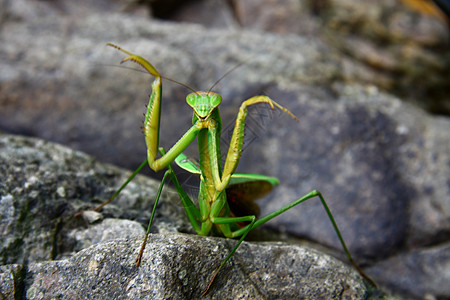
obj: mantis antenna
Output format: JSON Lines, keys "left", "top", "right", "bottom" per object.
{"left": 208, "top": 60, "right": 247, "bottom": 93}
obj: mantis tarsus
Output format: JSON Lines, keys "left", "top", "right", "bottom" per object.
{"left": 78, "top": 43, "right": 375, "bottom": 295}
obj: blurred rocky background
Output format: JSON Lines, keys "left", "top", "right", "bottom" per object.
{"left": 1, "top": 0, "right": 449, "bottom": 299}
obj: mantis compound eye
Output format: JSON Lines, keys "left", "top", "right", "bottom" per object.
{"left": 209, "top": 93, "right": 222, "bottom": 108}
{"left": 186, "top": 93, "right": 198, "bottom": 107}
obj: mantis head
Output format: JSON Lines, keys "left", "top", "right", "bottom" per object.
{"left": 186, "top": 92, "right": 222, "bottom": 119}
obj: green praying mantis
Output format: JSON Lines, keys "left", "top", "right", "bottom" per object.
{"left": 77, "top": 43, "right": 375, "bottom": 295}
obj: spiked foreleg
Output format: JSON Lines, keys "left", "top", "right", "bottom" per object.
{"left": 209, "top": 96, "right": 298, "bottom": 192}
{"left": 107, "top": 43, "right": 203, "bottom": 173}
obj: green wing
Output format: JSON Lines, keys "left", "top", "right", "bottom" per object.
{"left": 175, "top": 152, "right": 201, "bottom": 175}
{"left": 175, "top": 153, "right": 279, "bottom": 217}
{"left": 229, "top": 173, "right": 279, "bottom": 186}
{"left": 226, "top": 173, "right": 279, "bottom": 218}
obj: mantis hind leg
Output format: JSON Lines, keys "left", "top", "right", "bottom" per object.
{"left": 203, "top": 190, "right": 376, "bottom": 295}
{"left": 202, "top": 213, "right": 257, "bottom": 296}
{"left": 251, "top": 190, "right": 376, "bottom": 287}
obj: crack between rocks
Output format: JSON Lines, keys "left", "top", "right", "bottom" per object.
{"left": 14, "top": 263, "right": 27, "bottom": 300}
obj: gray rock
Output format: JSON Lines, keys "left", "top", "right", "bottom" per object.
{"left": 23, "top": 234, "right": 369, "bottom": 299}
{"left": 367, "top": 241, "right": 450, "bottom": 299}
{"left": 67, "top": 218, "right": 145, "bottom": 254}
{"left": 255, "top": 83, "right": 450, "bottom": 258}
{"left": 164, "top": 0, "right": 450, "bottom": 113}
{"left": 0, "top": 134, "right": 185, "bottom": 265}
{"left": 78, "top": 210, "right": 104, "bottom": 224}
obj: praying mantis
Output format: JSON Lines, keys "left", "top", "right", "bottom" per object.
{"left": 78, "top": 43, "right": 375, "bottom": 295}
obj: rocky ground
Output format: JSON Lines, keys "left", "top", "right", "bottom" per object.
{"left": 1, "top": 0, "right": 449, "bottom": 299}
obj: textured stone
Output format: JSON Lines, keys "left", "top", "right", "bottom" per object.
{"left": 23, "top": 234, "right": 369, "bottom": 299}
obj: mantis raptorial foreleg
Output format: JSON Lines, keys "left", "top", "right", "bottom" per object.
{"left": 107, "top": 43, "right": 201, "bottom": 173}
{"left": 209, "top": 97, "right": 298, "bottom": 192}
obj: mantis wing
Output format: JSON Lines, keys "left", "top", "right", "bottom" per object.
{"left": 226, "top": 174, "right": 278, "bottom": 218}
{"left": 175, "top": 152, "right": 201, "bottom": 175}
{"left": 175, "top": 153, "right": 279, "bottom": 217}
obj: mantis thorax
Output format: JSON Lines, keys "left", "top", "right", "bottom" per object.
{"left": 186, "top": 92, "right": 222, "bottom": 119}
